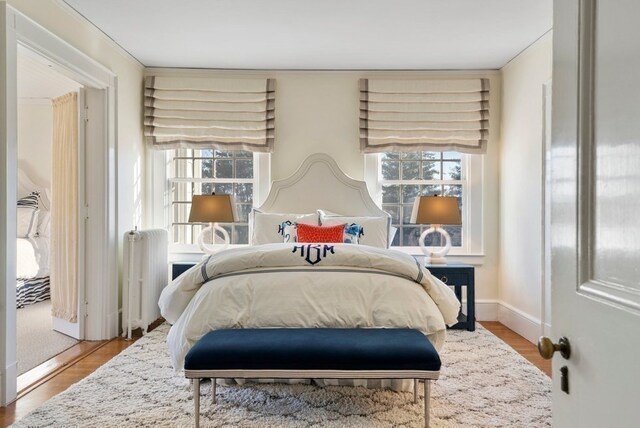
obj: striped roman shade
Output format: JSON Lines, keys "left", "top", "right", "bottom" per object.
{"left": 359, "top": 78, "right": 489, "bottom": 154}
{"left": 145, "top": 76, "right": 275, "bottom": 152}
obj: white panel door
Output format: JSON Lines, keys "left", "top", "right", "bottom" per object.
{"left": 551, "top": 1, "right": 640, "bottom": 426}
{"left": 81, "top": 87, "right": 108, "bottom": 340}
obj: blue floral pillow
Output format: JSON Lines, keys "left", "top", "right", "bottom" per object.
{"left": 343, "top": 223, "right": 364, "bottom": 244}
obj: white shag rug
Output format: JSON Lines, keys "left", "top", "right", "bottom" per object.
{"left": 16, "top": 300, "right": 78, "bottom": 375}
{"left": 13, "top": 324, "right": 551, "bottom": 427}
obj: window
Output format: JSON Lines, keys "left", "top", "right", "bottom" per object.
{"left": 379, "top": 151, "right": 464, "bottom": 247}
{"left": 169, "top": 149, "right": 255, "bottom": 246}
{"left": 366, "top": 150, "right": 483, "bottom": 256}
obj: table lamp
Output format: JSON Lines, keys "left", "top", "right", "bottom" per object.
{"left": 410, "top": 195, "right": 462, "bottom": 264}
{"left": 188, "top": 193, "right": 237, "bottom": 254}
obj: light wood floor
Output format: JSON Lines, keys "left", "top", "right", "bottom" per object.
{"left": 482, "top": 322, "right": 552, "bottom": 377}
{"left": 0, "top": 322, "right": 550, "bottom": 427}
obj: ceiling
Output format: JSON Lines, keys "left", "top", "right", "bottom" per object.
{"left": 63, "top": 0, "right": 552, "bottom": 70}
{"left": 18, "top": 46, "right": 82, "bottom": 100}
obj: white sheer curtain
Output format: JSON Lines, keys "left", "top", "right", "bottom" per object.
{"left": 51, "top": 92, "right": 78, "bottom": 322}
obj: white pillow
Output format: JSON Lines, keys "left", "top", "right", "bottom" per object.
{"left": 17, "top": 207, "right": 39, "bottom": 238}
{"left": 251, "top": 210, "right": 319, "bottom": 245}
{"left": 319, "top": 210, "right": 391, "bottom": 248}
{"left": 37, "top": 210, "right": 51, "bottom": 238}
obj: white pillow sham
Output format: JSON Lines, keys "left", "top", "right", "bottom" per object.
{"left": 251, "top": 210, "right": 318, "bottom": 245}
{"left": 17, "top": 207, "right": 39, "bottom": 238}
{"left": 37, "top": 210, "right": 51, "bottom": 238}
{"left": 319, "top": 210, "right": 391, "bottom": 248}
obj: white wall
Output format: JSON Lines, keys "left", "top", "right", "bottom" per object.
{"left": 146, "top": 68, "right": 502, "bottom": 308}
{"left": 16, "top": 102, "right": 51, "bottom": 190}
{"left": 499, "top": 32, "right": 552, "bottom": 342}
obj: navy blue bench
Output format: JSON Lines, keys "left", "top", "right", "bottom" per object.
{"left": 185, "top": 328, "right": 441, "bottom": 427}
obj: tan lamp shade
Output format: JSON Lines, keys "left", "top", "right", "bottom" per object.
{"left": 188, "top": 194, "right": 237, "bottom": 223}
{"left": 410, "top": 196, "right": 462, "bottom": 225}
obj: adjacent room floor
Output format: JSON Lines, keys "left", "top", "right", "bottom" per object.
{"left": 16, "top": 301, "right": 78, "bottom": 376}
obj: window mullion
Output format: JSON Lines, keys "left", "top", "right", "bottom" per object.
{"left": 170, "top": 178, "right": 254, "bottom": 184}
{"left": 380, "top": 180, "right": 464, "bottom": 185}
{"left": 169, "top": 149, "right": 255, "bottom": 247}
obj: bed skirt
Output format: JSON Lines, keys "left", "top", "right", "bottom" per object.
{"left": 17, "top": 276, "right": 51, "bottom": 308}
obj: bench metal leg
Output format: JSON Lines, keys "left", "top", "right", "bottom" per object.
{"left": 194, "top": 378, "right": 200, "bottom": 428}
{"left": 211, "top": 378, "right": 217, "bottom": 404}
{"left": 413, "top": 379, "right": 418, "bottom": 404}
{"left": 423, "top": 379, "right": 431, "bottom": 428}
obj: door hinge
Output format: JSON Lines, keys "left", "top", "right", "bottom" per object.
{"left": 83, "top": 204, "right": 89, "bottom": 220}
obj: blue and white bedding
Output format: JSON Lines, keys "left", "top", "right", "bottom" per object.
{"left": 17, "top": 236, "right": 51, "bottom": 308}
{"left": 160, "top": 243, "right": 460, "bottom": 374}
{"left": 17, "top": 276, "right": 51, "bottom": 308}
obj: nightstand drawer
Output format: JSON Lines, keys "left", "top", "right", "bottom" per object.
{"left": 430, "top": 272, "right": 468, "bottom": 286}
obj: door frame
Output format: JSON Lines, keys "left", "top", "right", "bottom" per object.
{"left": 541, "top": 80, "right": 552, "bottom": 337}
{"left": 1, "top": 5, "right": 119, "bottom": 405}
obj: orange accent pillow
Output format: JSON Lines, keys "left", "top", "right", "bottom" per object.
{"left": 296, "top": 223, "right": 345, "bottom": 243}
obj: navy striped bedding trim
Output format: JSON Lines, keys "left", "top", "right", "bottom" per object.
{"left": 16, "top": 276, "right": 50, "bottom": 308}
{"left": 17, "top": 191, "right": 40, "bottom": 209}
{"left": 202, "top": 267, "right": 421, "bottom": 285}
{"left": 201, "top": 255, "right": 213, "bottom": 282}
{"left": 415, "top": 259, "right": 424, "bottom": 282}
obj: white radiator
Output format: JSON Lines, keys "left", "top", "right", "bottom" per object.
{"left": 122, "top": 228, "right": 168, "bottom": 339}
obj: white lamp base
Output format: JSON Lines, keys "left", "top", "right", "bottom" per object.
{"left": 197, "top": 222, "right": 230, "bottom": 255}
{"left": 418, "top": 225, "right": 452, "bottom": 265}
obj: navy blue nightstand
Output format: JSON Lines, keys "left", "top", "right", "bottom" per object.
{"left": 172, "top": 263, "right": 197, "bottom": 280}
{"left": 425, "top": 264, "right": 475, "bottom": 331}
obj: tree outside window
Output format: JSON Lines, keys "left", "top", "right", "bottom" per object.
{"left": 380, "top": 151, "right": 464, "bottom": 247}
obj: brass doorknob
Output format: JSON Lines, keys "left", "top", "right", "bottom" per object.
{"left": 538, "top": 336, "right": 571, "bottom": 360}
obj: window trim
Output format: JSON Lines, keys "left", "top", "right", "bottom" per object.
{"left": 364, "top": 153, "right": 484, "bottom": 259}
{"left": 149, "top": 150, "right": 270, "bottom": 259}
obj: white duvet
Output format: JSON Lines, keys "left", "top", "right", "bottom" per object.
{"left": 160, "top": 243, "right": 460, "bottom": 373}
{"left": 17, "top": 237, "right": 50, "bottom": 279}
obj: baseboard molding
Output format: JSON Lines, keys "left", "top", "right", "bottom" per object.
{"left": 497, "top": 301, "right": 542, "bottom": 344}
{"left": 106, "top": 310, "right": 120, "bottom": 339}
{"left": 1, "top": 361, "right": 17, "bottom": 405}
{"left": 475, "top": 299, "right": 499, "bottom": 321}
{"left": 462, "top": 300, "right": 543, "bottom": 344}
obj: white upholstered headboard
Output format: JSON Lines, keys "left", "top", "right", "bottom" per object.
{"left": 257, "top": 153, "right": 389, "bottom": 219}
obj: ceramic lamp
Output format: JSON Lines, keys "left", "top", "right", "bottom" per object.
{"left": 410, "top": 195, "right": 462, "bottom": 264}
{"left": 188, "top": 194, "right": 237, "bottom": 254}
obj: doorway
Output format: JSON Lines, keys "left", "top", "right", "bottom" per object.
{"left": 1, "top": 5, "right": 119, "bottom": 406}
{"left": 15, "top": 45, "right": 85, "bottom": 378}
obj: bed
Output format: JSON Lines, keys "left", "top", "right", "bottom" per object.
{"left": 159, "top": 153, "right": 460, "bottom": 391}
{"left": 16, "top": 169, "right": 52, "bottom": 308}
